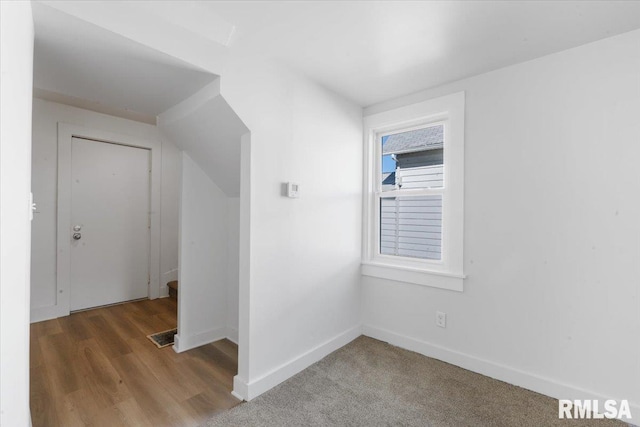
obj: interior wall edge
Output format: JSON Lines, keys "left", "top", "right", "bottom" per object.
{"left": 239, "top": 324, "right": 362, "bottom": 401}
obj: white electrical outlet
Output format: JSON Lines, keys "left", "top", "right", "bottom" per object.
{"left": 436, "top": 311, "right": 447, "bottom": 328}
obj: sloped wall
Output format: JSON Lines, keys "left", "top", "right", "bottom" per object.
{"left": 158, "top": 82, "right": 247, "bottom": 197}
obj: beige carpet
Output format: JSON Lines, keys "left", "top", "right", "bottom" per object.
{"left": 204, "top": 336, "right": 626, "bottom": 427}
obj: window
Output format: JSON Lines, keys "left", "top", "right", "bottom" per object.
{"left": 362, "top": 92, "right": 465, "bottom": 291}
{"left": 380, "top": 125, "right": 444, "bottom": 260}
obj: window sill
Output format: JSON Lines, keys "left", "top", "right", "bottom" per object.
{"left": 361, "top": 261, "right": 465, "bottom": 292}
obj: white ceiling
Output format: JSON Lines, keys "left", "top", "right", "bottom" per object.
{"left": 204, "top": 0, "right": 640, "bottom": 107}
{"left": 33, "top": 1, "right": 640, "bottom": 110}
{"left": 32, "top": 2, "right": 218, "bottom": 117}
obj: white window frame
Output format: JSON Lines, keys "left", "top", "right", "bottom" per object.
{"left": 362, "top": 92, "right": 466, "bottom": 292}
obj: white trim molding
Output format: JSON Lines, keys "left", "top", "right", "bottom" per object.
{"left": 362, "top": 324, "right": 639, "bottom": 423}
{"left": 173, "top": 327, "right": 230, "bottom": 353}
{"left": 361, "top": 262, "right": 464, "bottom": 292}
{"left": 32, "top": 122, "right": 163, "bottom": 322}
{"left": 226, "top": 328, "right": 239, "bottom": 345}
{"left": 232, "top": 376, "right": 249, "bottom": 402}
{"left": 232, "top": 325, "right": 362, "bottom": 401}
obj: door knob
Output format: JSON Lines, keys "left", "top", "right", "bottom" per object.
{"left": 73, "top": 233, "right": 82, "bottom": 240}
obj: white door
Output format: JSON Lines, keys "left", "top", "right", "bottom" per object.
{"left": 70, "top": 137, "right": 150, "bottom": 311}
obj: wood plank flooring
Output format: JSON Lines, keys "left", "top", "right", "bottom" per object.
{"left": 30, "top": 297, "right": 241, "bottom": 427}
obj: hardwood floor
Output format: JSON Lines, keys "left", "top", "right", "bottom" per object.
{"left": 30, "top": 297, "right": 241, "bottom": 427}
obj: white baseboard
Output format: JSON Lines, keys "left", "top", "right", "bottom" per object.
{"left": 172, "top": 326, "right": 238, "bottom": 353}
{"left": 232, "top": 376, "right": 249, "bottom": 401}
{"left": 230, "top": 390, "right": 245, "bottom": 401}
{"left": 31, "top": 305, "right": 65, "bottom": 323}
{"left": 362, "top": 324, "right": 639, "bottom": 422}
{"left": 232, "top": 324, "right": 362, "bottom": 401}
{"left": 173, "top": 327, "right": 228, "bottom": 353}
{"left": 31, "top": 286, "right": 173, "bottom": 323}
{"left": 226, "top": 328, "right": 238, "bottom": 345}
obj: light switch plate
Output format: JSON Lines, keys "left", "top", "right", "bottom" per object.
{"left": 287, "top": 182, "right": 299, "bottom": 198}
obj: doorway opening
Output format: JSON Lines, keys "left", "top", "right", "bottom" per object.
{"left": 29, "top": 2, "right": 247, "bottom": 425}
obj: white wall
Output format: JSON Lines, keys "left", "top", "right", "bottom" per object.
{"left": 0, "top": 2, "right": 34, "bottom": 426}
{"left": 363, "top": 29, "right": 640, "bottom": 419}
{"left": 221, "top": 61, "right": 364, "bottom": 399}
{"left": 31, "top": 98, "right": 180, "bottom": 320}
{"left": 176, "top": 153, "right": 231, "bottom": 351}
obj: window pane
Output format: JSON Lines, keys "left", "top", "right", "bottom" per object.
{"left": 380, "top": 195, "right": 442, "bottom": 260}
{"left": 381, "top": 125, "right": 444, "bottom": 191}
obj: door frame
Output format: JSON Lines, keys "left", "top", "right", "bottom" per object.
{"left": 51, "top": 122, "right": 161, "bottom": 318}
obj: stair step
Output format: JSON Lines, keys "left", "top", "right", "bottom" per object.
{"left": 167, "top": 280, "right": 178, "bottom": 299}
